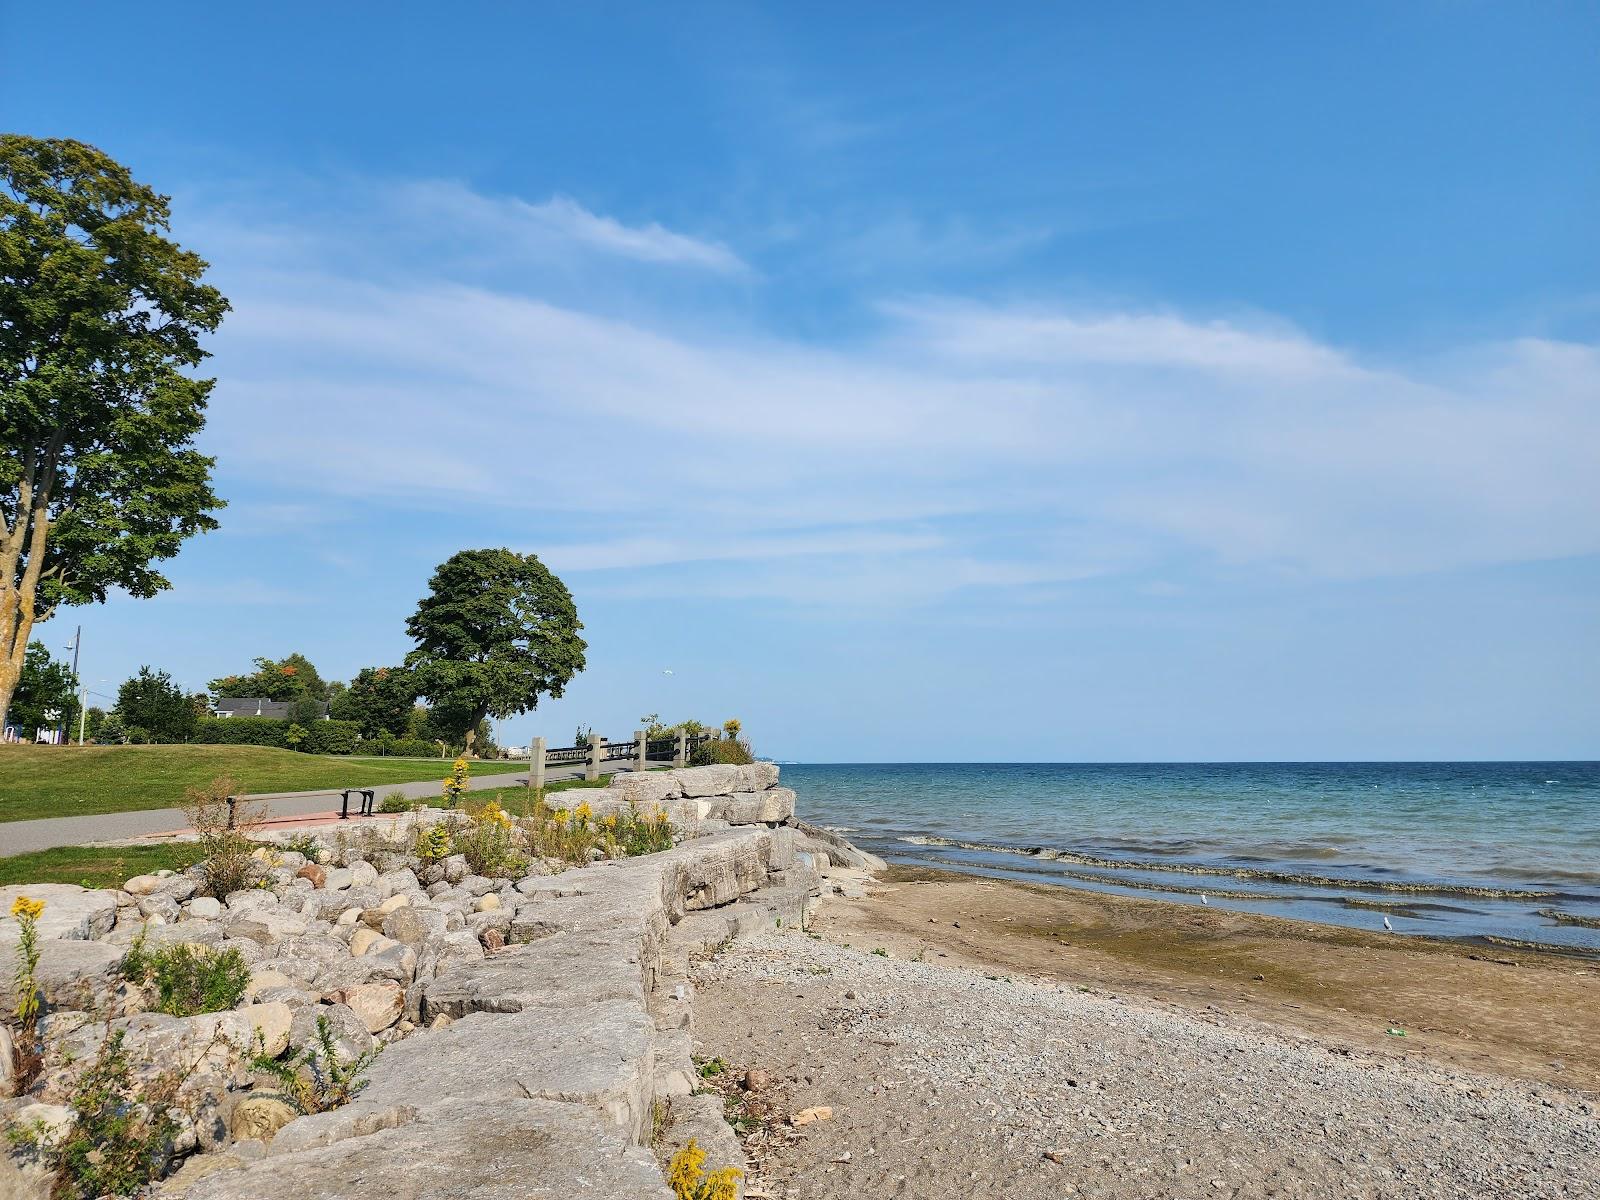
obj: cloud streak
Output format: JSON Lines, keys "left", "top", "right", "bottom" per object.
{"left": 191, "top": 180, "right": 1600, "bottom": 605}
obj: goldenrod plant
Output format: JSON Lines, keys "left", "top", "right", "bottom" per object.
{"left": 248, "top": 1014, "right": 381, "bottom": 1114}
{"left": 441, "top": 755, "right": 469, "bottom": 808}
{"left": 666, "top": 1138, "right": 742, "bottom": 1200}
{"left": 8, "top": 894, "right": 44, "bottom": 1090}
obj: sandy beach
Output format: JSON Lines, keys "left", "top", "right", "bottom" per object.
{"left": 691, "top": 867, "right": 1600, "bottom": 1199}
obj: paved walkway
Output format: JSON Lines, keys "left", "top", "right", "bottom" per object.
{"left": 0, "top": 763, "right": 598, "bottom": 857}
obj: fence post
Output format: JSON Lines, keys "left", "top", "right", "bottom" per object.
{"left": 586, "top": 733, "right": 603, "bottom": 782}
{"left": 530, "top": 736, "right": 546, "bottom": 794}
{"left": 634, "top": 729, "right": 647, "bottom": 772}
{"left": 674, "top": 728, "right": 688, "bottom": 768}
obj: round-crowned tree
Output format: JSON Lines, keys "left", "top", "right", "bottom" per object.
{"left": 404, "top": 549, "right": 586, "bottom": 756}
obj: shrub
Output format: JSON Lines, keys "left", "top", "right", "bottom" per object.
{"left": 248, "top": 1014, "right": 380, "bottom": 1114}
{"left": 284, "top": 722, "right": 309, "bottom": 750}
{"left": 378, "top": 789, "right": 414, "bottom": 814}
{"left": 181, "top": 774, "right": 265, "bottom": 897}
{"left": 302, "top": 720, "right": 360, "bottom": 755}
{"left": 690, "top": 736, "right": 753, "bottom": 767}
{"left": 120, "top": 935, "right": 251, "bottom": 1016}
{"left": 5, "top": 1029, "right": 185, "bottom": 1200}
{"left": 363, "top": 736, "right": 442, "bottom": 758}
{"left": 192, "top": 716, "right": 289, "bottom": 746}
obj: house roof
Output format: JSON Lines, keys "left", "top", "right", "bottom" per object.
{"left": 212, "top": 697, "right": 327, "bottom": 720}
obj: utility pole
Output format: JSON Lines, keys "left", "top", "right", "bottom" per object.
{"left": 59, "top": 625, "right": 82, "bottom": 746}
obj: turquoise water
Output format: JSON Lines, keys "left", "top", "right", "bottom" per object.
{"left": 782, "top": 762, "right": 1600, "bottom": 954}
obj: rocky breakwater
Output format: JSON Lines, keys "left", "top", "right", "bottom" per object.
{"left": 2, "top": 763, "right": 867, "bottom": 1200}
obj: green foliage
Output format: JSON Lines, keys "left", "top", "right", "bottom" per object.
{"left": 120, "top": 934, "right": 251, "bottom": 1016}
{"left": 405, "top": 548, "right": 587, "bottom": 756}
{"left": 302, "top": 720, "right": 359, "bottom": 755}
{"left": 191, "top": 716, "right": 361, "bottom": 754}
{"left": 280, "top": 833, "right": 324, "bottom": 864}
{"left": 248, "top": 1014, "right": 381, "bottom": 1114}
{"left": 361, "top": 734, "right": 445, "bottom": 758}
{"left": 328, "top": 666, "right": 416, "bottom": 737}
{"left": 448, "top": 798, "right": 525, "bottom": 877}
{"left": 378, "top": 790, "right": 413, "bottom": 813}
{"left": 10, "top": 640, "right": 79, "bottom": 734}
{"left": 113, "top": 666, "right": 196, "bottom": 743}
{"left": 191, "top": 716, "right": 289, "bottom": 746}
{"left": 690, "top": 735, "right": 754, "bottom": 767}
{"left": 8, "top": 894, "right": 44, "bottom": 1089}
{"left": 283, "top": 722, "right": 308, "bottom": 750}
{"left": 6, "top": 1029, "right": 184, "bottom": 1200}
{"left": 95, "top": 710, "right": 126, "bottom": 744}
{"left": 209, "top": 652, "right": 327, "bottom": 701}
{"left": 0, "top": 135, "right": 227, "bottom": 734}
{"left": 180, "top": 774, "right": 263, "bottom": 897}
{"left": 287, "top": 696, "right": 324, "bottom": 728}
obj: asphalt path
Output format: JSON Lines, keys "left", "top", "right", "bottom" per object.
{"left": 0, "top": 762, "right": 597, "bottom": 857}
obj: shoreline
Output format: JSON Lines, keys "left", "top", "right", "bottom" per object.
{"left": 819, "top": 865, "right": 1600, "bottom": 1091}
{"left": 691, "top": 860, "right": 1600, "bottom": 1198}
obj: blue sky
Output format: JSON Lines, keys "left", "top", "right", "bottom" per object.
{"left": 5, "top": 3, "right": 1597, "bottom": 760}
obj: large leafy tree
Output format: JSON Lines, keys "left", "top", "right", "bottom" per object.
{"left": 0, "top": 136, "right": 227, "bottom": 731}
{"left": 8, "top": 639, "right": 78, "bottom": 735}
{"left": 328, "top": 666, "right": 416, "bottom": 738}
{"left": 405, "top": 549, "right": 586, "bottom": 756}
{"left": 209, "top": 652, "right": 328, "bottom": 702}
{"left": 113, "top": 665, "right": 196, "bottom": 743}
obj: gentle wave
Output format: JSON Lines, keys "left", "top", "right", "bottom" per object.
{"left": 895, "top": 833, "right": 1558, "bottom": 899}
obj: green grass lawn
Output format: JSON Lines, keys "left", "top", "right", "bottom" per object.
{"left": 0, "top": 744, "right": 531, "bottom": 823}
{"left": 0, "top": 842, "right": 207, "bottom": 888}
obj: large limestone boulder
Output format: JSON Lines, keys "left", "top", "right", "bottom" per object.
{"left": 671, "top": 764, "right": 741, "bottom": 798}
{"left": 0, "top": 938, "right": 121, "bottom": 1013}
{"left": 0, "top": 884, "right": 118, "bottom": 941}
{"left": 166, "top": 1098, "right": 672, "bottom": 1200}
{"left": 604, "top": 771, "right": 684, "bottom": 805}
{"left": 329, "top": 982, "right": 403, "bottom": 1033}
{"left": 709, "top": 787, "right": 796, "bottom": 825}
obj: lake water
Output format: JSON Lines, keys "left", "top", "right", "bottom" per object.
{"left": 781, "top": 762, "right": 1600, "bottom": 954}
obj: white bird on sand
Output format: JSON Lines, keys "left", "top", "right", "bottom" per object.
{"left": 1200, "top": 893, "right": 1208, "bottom": 905}
{"left": 1383, "top": 916, "right": 1393, "bottom": 931}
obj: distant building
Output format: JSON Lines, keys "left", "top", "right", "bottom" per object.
{"left": 212, "top": 697, "right": 329, "bottom": 720}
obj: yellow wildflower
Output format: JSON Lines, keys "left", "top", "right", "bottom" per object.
{"left": 574, "top": 800, "right": 593, "bottom": 823}
{"left": 10, "top": 896, "right": 45, "bottom": 921}
{"left": 703, "top": 1167, "right": 743, "bottom": 1200}
{"left": 666, "top": 1140, "right": 707, "bottom": 1195}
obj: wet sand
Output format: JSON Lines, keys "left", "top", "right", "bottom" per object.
{"left": 690, "top": 867, "right": 1600, "bottom": 1199}
{"left": 820, "top": 866, "right": 1600, "bottom": 1091}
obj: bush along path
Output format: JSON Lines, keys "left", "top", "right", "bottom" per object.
{"left": 0, "top": 763, "right": 873, "bottom": 1199}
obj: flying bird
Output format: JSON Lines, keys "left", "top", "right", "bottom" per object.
{"left": 662, "top": 669, "right": 674, "bottom": 676}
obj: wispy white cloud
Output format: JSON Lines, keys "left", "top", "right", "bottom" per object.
{"left": 397, "top": 182, "right": 748, "bottom": 273}
{"left": 192, "top": 179, "right": 1600, "bottom": 604}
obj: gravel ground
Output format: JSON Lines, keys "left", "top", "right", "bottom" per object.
{"left": 693, "top": 933, "right": 1600, "bottom": 1199}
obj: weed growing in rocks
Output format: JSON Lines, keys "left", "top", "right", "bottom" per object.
{"left": 120, "top": 934, "right": 251, "bottom": 1017}
{"left": 666, "top": 1138, "right": 742, "bottom": 1200}
{"left": 181, "top": 775, "right": 264, "bottom": 897}
{"left": 451, "top": 798, "right": 527, "bottom": 877}
{"left": 5, "top": 1028, "right": 194, "bottom": 1200}
{"left": 442, "top": 756, "right": 469, "bottom": 808}
{"left": 8, "top": 894, "right": 45, "bottom": 1090}
{"left": 248, "top": 1014, "right": 381, "bottom": 1114}
{"left": 600, "top": 806, "right": 675, "bottom": 857}
{"left": 280, "top": 833, "right": 324, "bottom": 864}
